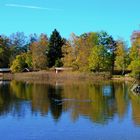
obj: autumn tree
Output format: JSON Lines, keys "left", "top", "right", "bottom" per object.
{"left": 115, "top": 40, "right": 129, "bottom": 75}
{"left": 69, "top": 32, "right": 99, "bottom": 71}
{"left": 30, "top": 34, "right": 48, "bottom": 70}
{"left": 47, "top": 29, "right": 64, "bottom": 67}
{"left": 62, "top": 41, "right": 76, "bottom": 68}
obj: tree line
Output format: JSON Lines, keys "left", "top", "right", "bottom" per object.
{"left": 0, "top": 29, "right": 140, "bottom": 76}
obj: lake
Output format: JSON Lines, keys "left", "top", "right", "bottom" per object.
{"left": 0, "top": 80, "right": 139, "bottom": 140}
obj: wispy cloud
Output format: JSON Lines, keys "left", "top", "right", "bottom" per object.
{"left": 5, "top": 4, "right": 63, "bottom": 11}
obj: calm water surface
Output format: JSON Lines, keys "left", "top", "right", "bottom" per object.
{"left": 0, "top": 80, "right": 140, "bottom": 140}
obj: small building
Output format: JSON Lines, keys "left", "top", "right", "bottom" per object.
{"left": 55, "top": 67, "right": 73, "bottom": 74}
{"left": 0, "top": 68, "right": 11, "bottom": 80}
{"left": 22, "top": 68, "right": 32, "bottom": 72}
{"left": 0, "top": 68, "right": 11, "bottom": 73}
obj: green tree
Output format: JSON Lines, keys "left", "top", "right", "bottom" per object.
{"left": 47, "top": 29, "right": 64, "bottom": 67}
{"left": 10, "top": 53, "right": 28, "bottom": 72}
{"left": 98, "top": 31, "right": 117, "bottom": 74}
{"left": 88, "top": 45, "right": 110, "bottom": 72}
{"left": 0, "top": 35, "right": 11, "bottom": 67}
{"left": 128, "top": 31, "right": 140, "bottom": 77}
{"left": 115, "top": 40, "right": 129, "bottom": 75}
{"left": 9, "top": 32, "right": 28, "bottom": 65}
{"left": 10, "top": 52, "right": 32, "bottom": 73}
{"left": 128, "top": 60, "right": 140, "bottom": 77}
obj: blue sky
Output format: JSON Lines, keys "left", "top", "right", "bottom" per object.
{"left": 0, "top": 0, "right": 140, "bottom": 46}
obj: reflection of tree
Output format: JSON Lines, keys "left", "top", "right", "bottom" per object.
{"left": 88, "top": 84, "right": 107, "bottom": 123}
{"left": 130, "top": 93, "right": 140, "bottom": 125}
{"left": 61, "top": 82, "right": 129, "bottom": 124}
{"left": 10, "top": 81, "right": 63, "bottom": 120}
{"left": 115, "top": 83, "right": 128, "bottom": 119}
{"left": 10, "top": 81, "right": 50, "bottom": 116}
{"left": 0, "top": 81, "right": 131, "bottom": 125}
{"left": 0, "top": 83, "right": 12, "bottom": 115}
{"left": 31, "top": 84, "right": 49, "bottom": 116}
{"left": 48, "top": 85, "right": 62, "bottom": 121}
{"left": 62, "top": 83, "right": 117, "bottom": 124}
{"left": 0, "top": 82, "right": 26, "bottom": 117}
{"left": 10, "top": 81, "right": 33, "bottom": 100}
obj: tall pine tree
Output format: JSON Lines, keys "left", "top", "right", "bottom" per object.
{"left": 47, "top": 29, "right": 64, "bottom": 67}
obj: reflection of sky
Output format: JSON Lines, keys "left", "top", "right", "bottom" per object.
{"left": 102, "top": 86, "right": 112, "bottom": 97}
{"left": 0, "top": 105, "right": 139, "bottom": 140}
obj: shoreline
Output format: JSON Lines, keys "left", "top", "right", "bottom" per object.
{"left": 111, "top": 77, "right": 134, "bottom": 82}
{"left": 2, "top": 71, "right": 135, "bottom": 83}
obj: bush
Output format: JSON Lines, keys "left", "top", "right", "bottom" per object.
{"left": 10, "top": 53, "right": 32, "bottom": 73}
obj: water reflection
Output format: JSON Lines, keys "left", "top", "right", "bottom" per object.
{"left": 0, "top": 80, "right": 139, "bottom": 126}
{"left": 129, "top": 93, "right": 140, "bottom": 125}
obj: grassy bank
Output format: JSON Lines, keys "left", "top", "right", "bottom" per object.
{"left": 3, "top": 71, "right": 111, "bottom": 82}
{"left": 2, "top": 71, "right": 135, "bottom": 83}
{"left": 2, "top": 73, "right": 14, "bottom": 80}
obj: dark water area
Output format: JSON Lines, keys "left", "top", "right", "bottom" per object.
{"left": 0, "top": 80, "right": 140, "bottom": 140}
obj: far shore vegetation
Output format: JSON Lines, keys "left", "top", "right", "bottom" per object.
{"left": 0, "top": 29, "right": 140, "bottom": 80}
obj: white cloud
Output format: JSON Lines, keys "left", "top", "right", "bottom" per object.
{"left": 5, "top": 4, "right": 63, "bottom": 11}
